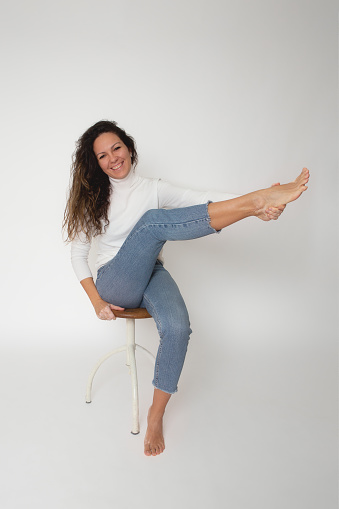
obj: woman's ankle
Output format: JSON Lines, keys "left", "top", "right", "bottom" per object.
{"left": 251, "top": 190, "right": 266, "bottom": 217}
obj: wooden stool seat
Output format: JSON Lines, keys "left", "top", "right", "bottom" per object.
{"left": 86, "top": 308, "right": 154, "bottom": 435}
{"left": 114, "top": 308, "right": 151, "bottom": 319}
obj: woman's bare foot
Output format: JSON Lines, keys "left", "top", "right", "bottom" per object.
{"left": 255, "top": 167, "right": 310, "bottom": 220}
{"left": 144, "top": 406, "right": 165, "bottom": 456}
{"left": 208, "top": 168, "right": 310, "bottom": 230}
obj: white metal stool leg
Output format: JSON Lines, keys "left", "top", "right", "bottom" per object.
{"left": 86, "top": 315, "right": 155, "bottom": 435}
{"left": 125, "top": 318, "right": 140, "bottom": 434}
{"left": 86, "top": 345, "right": 127, "bottom": 403}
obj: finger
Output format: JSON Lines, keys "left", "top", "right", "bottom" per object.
{"left": 98, "top": 310, "right": 114, "bottom": 320}
{"left": 109, "top": 305, "right": 125, "bottom": 310}
{"left": 265, "top": 210, "right": 281, "bottom": 220}
{"left": 98, "top": 312, "right": 112, "bottom": 320}
{"left": 271, "top": 182, "right": 281, "bottom": 187}
{"left": 269, "top": 206, "right": 284, "bottom": 213}
{"left": 272, "top": 204, "right": 286, "bottom": 211}
{"left": 98, "top": 305, "right": 116, "bottom": 320}
{"left": 105, "top": 308, "right": 116, "bottom": 319}
{"left": 268, "top": 206, "right": 284, "bottom": 212}
{"left": 266, "top": 208, "right": 282, "bottom": 215}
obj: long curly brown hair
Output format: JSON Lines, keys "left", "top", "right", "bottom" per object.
{"left": 63, "top": 120, "right": 138, "bottom": 243}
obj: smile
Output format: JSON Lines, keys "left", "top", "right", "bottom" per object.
{"left": 111, "top": 162, "right": 123, "bottom": 171}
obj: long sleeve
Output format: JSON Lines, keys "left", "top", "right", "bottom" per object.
{"left": 157, "top": 179, "right": 240, "bottom": 209}
{"left": 71, "top": 232, "right": 93, "bottom": 282}
{"left": 70, "top": 175, "right": 241, "bottom": 282}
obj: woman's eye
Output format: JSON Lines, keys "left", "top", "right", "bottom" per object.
{"left": 99, "top": 155, "right": 106, "bottom": 160}
{"left": 114, "top": 146, "right": 121, "bottom": 151}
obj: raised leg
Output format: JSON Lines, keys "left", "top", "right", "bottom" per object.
{"left": 96, "top": 168, "right": 309, "bottom": 309}
{"left": 208, "top": 167, "right": 310, "bottom": 230}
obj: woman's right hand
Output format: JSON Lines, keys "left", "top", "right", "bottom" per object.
{"left": 93, "top": 298, "right": 125, "bottom": 320}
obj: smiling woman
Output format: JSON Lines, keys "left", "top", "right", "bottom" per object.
{"left": 63, "top": 120, "right": 309, "bottom": 457}
{"left": 63, "top": 121, "right": 138, "bottom": 243}
{"left": 94, "top": 133, "right": 132, "bottom": 180}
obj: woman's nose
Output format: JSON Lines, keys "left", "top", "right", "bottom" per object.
{"left": 109, "top": 152, "right": 118, "bottom": 163}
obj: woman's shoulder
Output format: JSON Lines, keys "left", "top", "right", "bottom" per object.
{"left": 133, "top": 174, "right": 160, "bottom": 187}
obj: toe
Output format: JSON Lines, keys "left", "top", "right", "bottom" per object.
{"left": 144, "top": 442, "right": 152, "bottom": 456}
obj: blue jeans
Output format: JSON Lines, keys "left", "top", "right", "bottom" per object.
{"left": 95, "top": 203, "right": 217, "bottom": 394}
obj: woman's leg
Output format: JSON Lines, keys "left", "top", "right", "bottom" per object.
{"left": 96, "top": 203, "right": 216, "bottom": 306}
{"left": 144, "top": 389, "right": 170, "bottom": 457}
{"left": 141, "top": 262, "right": 191, "bottom": 395}
{"left": 96, "top": 167, "right": 309, "bottom": 306}
{"left": 208, "top": 167, "right": 310, "bottom": 230}
{"left": 140, "top": 262, "right": 192, "bottom": 456}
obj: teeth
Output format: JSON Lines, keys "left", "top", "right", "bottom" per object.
{"left": 112, "top": 163, "right": 122, "bottom": 170}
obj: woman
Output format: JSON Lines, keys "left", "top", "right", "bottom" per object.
{"left": 63, "top": 120, "right": 309, "bottom": 457}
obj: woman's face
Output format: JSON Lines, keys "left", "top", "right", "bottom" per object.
{"left": 93, "top": 132, "right": 132, "bottom": 179}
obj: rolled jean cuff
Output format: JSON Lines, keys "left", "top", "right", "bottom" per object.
{"left": 206, "top": 200, "right": 221, "bottom": 234}
{"left": 152, "top": 381, "right": 178, "bottom": 395}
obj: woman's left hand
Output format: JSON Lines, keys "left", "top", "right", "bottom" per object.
{"left": 94, "top": 298, "right": 125, "bottom": 320}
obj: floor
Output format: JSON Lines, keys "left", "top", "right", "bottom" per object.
{"left": 1, "top": 328, "right": 336, "bottom": 509}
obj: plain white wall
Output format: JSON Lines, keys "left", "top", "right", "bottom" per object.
{"left": 0, "top": 0, "right": 336, "bottom": 343}
{"left": 0, "top": 0, "right": 337, "bottom": 486}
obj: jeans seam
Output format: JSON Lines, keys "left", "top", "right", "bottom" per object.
{"left": 117, "top": 216, "right": 211, "bottom": 254}
{"left": 143, "top": 293, "right": 164, "bottom": 388}
{"left": 142, "top": 294, "right": 163, "bottom": 338}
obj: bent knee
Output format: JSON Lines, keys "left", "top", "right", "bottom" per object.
{"left": 139, "top": 208, "right": 159, "bottom": 225}
{"left": 160, "top": 316, "right": 192, "bottom": 341}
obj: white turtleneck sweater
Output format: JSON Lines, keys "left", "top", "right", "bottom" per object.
{"left": 71, "top": 171, "right": 239, "bottom": 282}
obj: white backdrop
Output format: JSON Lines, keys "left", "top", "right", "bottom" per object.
{"left": 0, "top": 0, "right": 337, "bottom": 507}
{"left": 0, "top": 0, "right": 337, "bottom": 348}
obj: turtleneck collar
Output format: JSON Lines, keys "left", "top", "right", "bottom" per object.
{"left": 109, "top": 169, "right": 137, "bottom": 188}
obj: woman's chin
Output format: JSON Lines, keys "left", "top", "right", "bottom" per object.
{"left": 107, "top": 165, "right": 132, "bottom": 179}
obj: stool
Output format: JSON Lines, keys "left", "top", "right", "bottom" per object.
{"left": 85, "top": 308, "right": 154, "bottom": 435}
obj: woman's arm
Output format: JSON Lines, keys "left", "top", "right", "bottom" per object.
{"left": 80, "top": 277, "right": 124, "bottom": 320}
{"left": 71, "top": 236, "right": 124, "bottom": 320}
{"left": 157, "top": 180, "right": 285, "bottom": 218}
{"left": 157, "top": 179, "right": 240, "bottom": 209}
